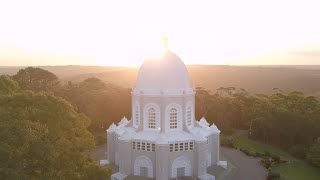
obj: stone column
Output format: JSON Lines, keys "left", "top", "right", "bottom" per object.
{"left": 160, "top": 95, "right": 166, "bottom": 133}
{"left": 107, "top": 132, "right": 115, "bottom": 163}
{"left": 118, "top": 140, "right": 132, "bottom": 175}
{"left": 217, "top": 133, "right": 220, "bottom": 163}
{"left": 212, "top": 133, "right": 220, "bottom": 165}
{"left": 137, "top": 95, "right": 144, "bottom": 131}
{"left": 155, "top": 144, "right": 169, "bottom": 180}
{"left": 196, "top": 140, "right": 208, "bottom": 176}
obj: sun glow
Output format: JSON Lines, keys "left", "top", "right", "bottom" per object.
{"left": 0, "top": 0, "right": 320, "bottom": 66}
{"left": 138, "top": 26, "right": 169, "bottom": 59}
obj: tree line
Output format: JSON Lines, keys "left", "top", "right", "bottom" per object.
{"left": 8, "top": 67, "right": 132, "bottom": 143}
{"left": 1, "top": 66, "right": 319, "bottom": 180}
{"left": 196, "top": 87, "right": 320, "bottom": 167}
{"left": 0, "top": 67, "right": 112, "bottom": 179}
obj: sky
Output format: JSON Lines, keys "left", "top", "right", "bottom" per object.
{"left": 0, "top": 0, "right": 320, "bottom": 66}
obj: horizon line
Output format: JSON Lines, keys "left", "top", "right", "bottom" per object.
{"left": 1, "top": 64, "right": 320, "bottom": 68}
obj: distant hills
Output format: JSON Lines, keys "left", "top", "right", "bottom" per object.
{"left": 1, "top": 65, "right": 320, "bottom": 96}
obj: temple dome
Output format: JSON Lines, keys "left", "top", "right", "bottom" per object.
{"left": 136, "top": 50, "right": 190, "bottom": 94}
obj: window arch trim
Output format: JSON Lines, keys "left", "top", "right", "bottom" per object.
{"left": 169, "top": 108, "right": 178, "bottom": 129}
{"left": 165, "top": 103, "right": 182, "bottom": 131}
{"left": 134, "top": 102, "right": 140, "bottom": 128}
{"left": 186, "top": 101, "right": 194, "bottom": 127}
{"left": 143, "top": 103, "right": 160, "bottom": 130}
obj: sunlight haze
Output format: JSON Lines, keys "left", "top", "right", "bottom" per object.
{"left": 0, "top": 0, "right": 320, "bottom": 66}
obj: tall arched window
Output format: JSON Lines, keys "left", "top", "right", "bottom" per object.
{"left": 148, "top": 108, "right": 156, "bottom": 129}
{"left": 170, "top": 108, "right": 178, "bottom": 129}
{"left": 135, "top": 105, "right": 140, "bottom": 126}
{"left": 186, "top": 106, "right": 192, "bottom": 126}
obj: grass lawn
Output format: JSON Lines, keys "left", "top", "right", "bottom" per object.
{"left": 271, "top": 161, "right": 320, "bottom": 180}
{"left": 231, "top": 134, "right": 289, "bottom": 157}
{"left": 223, "top": 132, "right": 320, "bottom": 180}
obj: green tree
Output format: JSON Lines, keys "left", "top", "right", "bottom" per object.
{"left": 307, "top": 138, "right": 320, "bottom": 167}
{"left": 249, "top": 91, "right": 320, "bottom": 150}
{"left": 0, "top": 92, "right": 110, "bottom": 179}
{"left": 0, "top": 75, "right": 20, "bottom": 95}
{"left": 195, "top": 87, "right": 212, "bottom": 119}
{"left": 56, "top": 77, "right": 131, "bottom": 134}
{"left": 12, "top": 67, "right": 59, "bottom": 92}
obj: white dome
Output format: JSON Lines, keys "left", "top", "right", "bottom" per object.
{"left": 136, "top": 50, "right": 190, "bottom": 95}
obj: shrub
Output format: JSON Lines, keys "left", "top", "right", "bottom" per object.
{"left": 261, "top": 157, "right": 272, "bottom": 169}
{"left": 221, "top": 137, "right": 234, "bottom": 148}
{"left": 271, "top": 155, "right": 281, "bottom": 163}
{"left": 279, "top": 159, "right": 287, "bottom": 164}
{"left": 248, "top": 150, "right": 256, "bottom": 157}
{"left": 255, "top": 152, "right": 263, "bottom": 157}
{"left": 288, "top": 145, "right": 308, "bottom": 159}
{"left": 222, "top": 129, "right": 235, "bottom": 135}
{"left": 266, "top": 172, "right": 281, "bottom": 180}
{"left": 264, "top": 151, "right": 271, "bottom": 157}
{"left": 241, "top": 149, "right": 249, "bottom": 155}
{"left": 254, "top": 151, "right": 269, "bottom": 157}
{"left": 95, "top": 135, "right": 106, "bottom": 146}
{"left": 307, "top": 137, "right": 320, "bottom": 167}
{"left": 240, "top": 149, "right": 256, "bottom": 157}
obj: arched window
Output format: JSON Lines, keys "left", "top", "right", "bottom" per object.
{"left": 170, "top": 108, "right": 178, "bottom": 129}
{"left": 135, "top": 105, "right": 140, "bottom": 126}
{"left": 148, "top": 108, "right": 156, "bottom": 129}
{"left": 186, "top": 106, "right": 192, "bottom": 126}
{"left": 134, "top": 156, "right": 153, "bottom": 177}
{"left": 171, "top": 156, "right": 192, "bottom": 178}
{"left": 144, "top": 103, "right": 160, "bottom": 130}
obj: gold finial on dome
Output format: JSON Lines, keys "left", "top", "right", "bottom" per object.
{"left": 162, "top": 34, "right": 168, "bottom": 49}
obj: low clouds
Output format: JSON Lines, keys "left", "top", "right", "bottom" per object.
{"left": 290, "top": 50, "right": 320, "bottom": 57}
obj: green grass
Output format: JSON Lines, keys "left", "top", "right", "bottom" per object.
{"left": 232, "top": 134, "right": 289, "bottom": 157}
{"left": 225, "top": 133, "right": 320, "bottom": 180}
{"left": 271, "top": 161, "right": 320, "bottom": 180}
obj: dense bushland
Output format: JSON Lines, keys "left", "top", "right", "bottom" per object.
{"left": 0, "top": 69, "right": 111, "bottom": 179}
{"left": 196, "top": 86, "right": 320, "bottom": 167}
{"left": 1, "top": 66, "right": 320, "bottom": 179}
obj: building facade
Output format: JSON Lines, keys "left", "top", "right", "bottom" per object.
{"left": 107, "top": 50, "right": 222, "bottom": 180}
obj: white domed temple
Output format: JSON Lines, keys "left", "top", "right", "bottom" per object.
{"left": 106, "top": 49, "right": 225, "bottom": 180}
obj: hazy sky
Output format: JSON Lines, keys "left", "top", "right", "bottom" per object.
{"left": 0, "top": 0, "right": 320, "bottom": 66}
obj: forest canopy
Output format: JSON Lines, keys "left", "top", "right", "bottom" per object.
{"left": 1, "top": 66, "right": 320, "bottom": 180}
{"left": 196, "top": 86, "right": 320, "bottom": 167}
{"left": 0, "top": 73, "right": 111, "bottom": 179}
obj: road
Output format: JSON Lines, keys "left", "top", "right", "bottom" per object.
{"left": 220, "top": 147, "right": 268, "bottom": 180}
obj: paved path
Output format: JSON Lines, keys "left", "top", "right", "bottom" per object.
{"left": 91, "top": 144, "right": 107, "bottom": 161}
{"left": 91, "top": 145, "right": 268, "bottom": 180}
{"left": 220, "top": 147, "right": 268, "bottom": 180}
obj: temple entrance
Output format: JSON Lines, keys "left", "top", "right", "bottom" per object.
{"left": 171, "top": 156, "right": 191, "bottom": 178}
{"left": 134, "top": 156, "right": 153, "bottom": 177}
{"left": 177, "top": 167, "right": 185, "bottom": 177}
{"left": 139, "top": 166, "right": 148, "bottom": 177}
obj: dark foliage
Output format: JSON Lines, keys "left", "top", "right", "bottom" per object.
{"left": 0, "top": 70, "right": 111, "bottom": 179}
{"left": 288, "top": 145, "right": 308, "bottom": 159}
{"left": 220, "top": 136, "right": 234, "bottom": 148}
{"left": 2, "top": 66, "right": 320, "bottom": 177}
{"left": 196, "top": 86, "right": 320, "bottom": 168}
{"left": 0, "top": 92, "right": 111, "bottom": 179}
{"left": 307, "top": 138, "right": 320, "bottom": 167}
{"left": 12, "top": 67, "right": 60, "bottom": 92}
{"left": 0, "top": 75, "right": 20, "bottom": 95}
{"left": 55, "top": 77, "right": 131, "bottom": 134}
{"left": 266, "top": 172, "right": 281, "bottom": 180}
